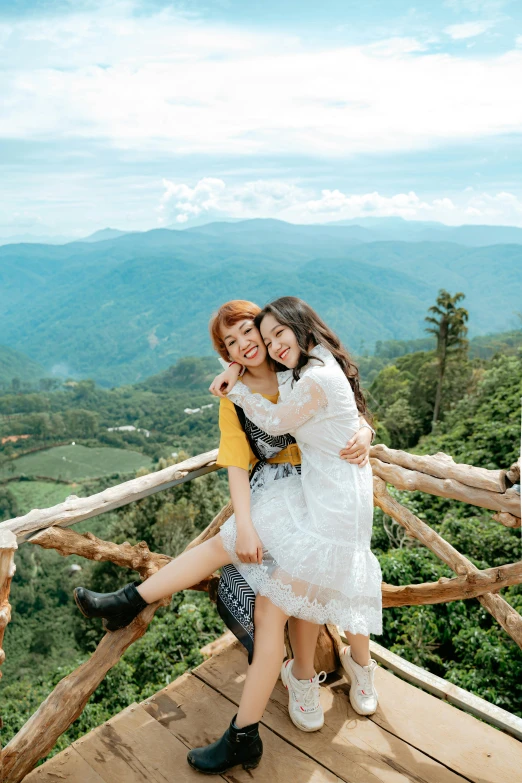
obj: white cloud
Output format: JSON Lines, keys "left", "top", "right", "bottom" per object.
{"left": 305, "top": 189, "right": 433, "bottom": 218}
{"left": 444, "top": 21, "right": 495, "bottom": 39}
{"left": 1, "top": 6, "right": 522, "bottom": 158}
{"left": 158, "top": 178, "right": 310, "bottom": 224}
{"left": 158, "top": 179, "right": 522, "bottom": 226}
{"left": 159, "top": 178, "right": 227, "bottom": 224}
{"left": 463, "top": 191, "right": 522, "bottom": 221}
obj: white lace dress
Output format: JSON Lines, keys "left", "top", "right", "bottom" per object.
{"left": 219, "top": 344, "right": 383, "bottom": 636}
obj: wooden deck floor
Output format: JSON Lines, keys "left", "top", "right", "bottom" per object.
{"left": 24, "top": 641, "right": 522, "bottom": 783}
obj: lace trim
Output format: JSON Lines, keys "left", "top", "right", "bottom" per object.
{"left": 219, "top": 525, "right": 382, "bottom": 637}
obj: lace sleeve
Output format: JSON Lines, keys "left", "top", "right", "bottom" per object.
{"left": 228, "top": 374, "right": 327, "bottom": 435}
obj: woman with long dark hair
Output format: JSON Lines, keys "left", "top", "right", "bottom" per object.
{"left": 216, "top": 296, "right": 382, "bottom": 714}
{"left": 208, "top": 299, "right": 373, "bottom": 738}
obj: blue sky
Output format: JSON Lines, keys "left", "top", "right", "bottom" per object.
{"left": 1, "top": 0, "right": 522, "bottom": 237}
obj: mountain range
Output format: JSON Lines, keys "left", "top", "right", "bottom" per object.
{"left": 3, "top": 215, "right": 522, "bottom": 248}
{"left": 1, "top": 218, "right": 520, "bottom": 386}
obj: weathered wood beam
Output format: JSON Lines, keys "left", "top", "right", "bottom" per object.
{"left": 381, "top": 561, "right": 522, "bottom": 607}
{"left": 492, "top": 511, "right": 521, "bottom": 529}
{"left": 1, "top": 450, "right": 219, "bottom": 543}
{"left": 28, "top": 525, "right": 171, "bottom": 578}
{"left": 0, "top": 530, "right": 17, "bottom": 675}
{"left": 28, "top": 525, "right": 221, "bottom": 598}
{"left": 370, "top": 444, "right": 506, "bottom": 493}
{"left": 371, "top": 457, "right": 519, "bottom": 515}
{"left": 373, "top": 476, "right": 522, "bottom": 649}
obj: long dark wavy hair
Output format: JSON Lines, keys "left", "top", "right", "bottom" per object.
{"left": 254, "top": 296, "right": 372, "bottom": 421}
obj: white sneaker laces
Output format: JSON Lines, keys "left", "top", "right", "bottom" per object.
{"left": 356, "top": 660, "right": 377, "bottom": 696}
{"left": 297, "top": 671, "right": 327, "bottom": 709}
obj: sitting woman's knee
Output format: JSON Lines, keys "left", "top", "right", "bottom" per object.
{"left": 254, "top": 595, "right": 288, "bottom": 628}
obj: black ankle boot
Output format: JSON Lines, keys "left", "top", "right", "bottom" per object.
{"left": 187, "top": 714, "right": 262, "bottom": 775}
{"left": 73, "top": 581, "right": 148, "bottom": 631}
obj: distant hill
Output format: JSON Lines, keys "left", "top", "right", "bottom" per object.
{"left": 0, "top": 233, "right": 72, "bottom": 247}
{"left": 0, "top": 345, "right": 46, "bottom": 384}
{"left": 0, "top": 219, "right": 520, "bottom": 386}
{"left": 327, "top": 216, "right": 522, "bottom": 246}
{"left": 80, "top": 228, "right": 132, "bottom": 243}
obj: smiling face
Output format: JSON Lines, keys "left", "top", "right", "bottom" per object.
{"left": 221, "top": 319, "right": 267, "bottom": 367}
{"left": 259, "top": 313, "right": 301, "bottom": 369}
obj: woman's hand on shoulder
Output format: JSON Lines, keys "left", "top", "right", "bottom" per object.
{"left": 209, "top": 363, "right": 242, "bottom": 397}
{"left": 235, "top": 521, "right": 264, "bottom": 564}
{"left": 339, "top": 426, "right": 373, "bottom": 467}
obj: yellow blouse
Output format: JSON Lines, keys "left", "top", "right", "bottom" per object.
{"left": 216, "top": 394, "right": 301, "bottom": 471}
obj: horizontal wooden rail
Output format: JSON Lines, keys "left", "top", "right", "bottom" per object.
{"left": 370, "top": 444, "right": 508, "bottom": 493}
{"left": 371, "top": 457, "right": 520, "bottom": 515}
{"left": 0, "top": 450, "right": 219, "bottom": 544}
{"left": 28, "top": 509, "right": 522, "bottom": 610}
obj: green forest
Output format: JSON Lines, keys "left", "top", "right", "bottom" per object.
{"left": 0, "top": 293, "right": 521, "bottom": 766}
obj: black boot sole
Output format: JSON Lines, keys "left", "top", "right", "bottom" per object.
{"left": 74, "top": 588, "right": 94, "bottom": 619}
{"left": 187, "top": 756, "right": 261, "bottom": 775}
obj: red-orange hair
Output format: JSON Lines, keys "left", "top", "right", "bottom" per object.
{"left": 209, "top": 300, "right": 261, "bottom": 361}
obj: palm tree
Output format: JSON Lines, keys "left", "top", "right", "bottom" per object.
{"left": 425, "top": 290, "right": 469, "bottom": 428}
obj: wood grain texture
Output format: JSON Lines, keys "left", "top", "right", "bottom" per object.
{"left": 21, "top": 746, "right": 106, "bottom": 783}
{"left": 370, "top": 444, "right": 506, "bottom": 492}
{"left": 193, "top": 642, "right": 468, "bottom": 783}
{"left": 73, "top": 703, "right": 211, "bottom": 783}
{"left": 371, "top": 458, "right": 519, "bottom": 514}
{"left": 141, "top": 670, "right": 344, "bottom": 782}
{"left": 367, "top": 640, "right": 522, "bottom": 740}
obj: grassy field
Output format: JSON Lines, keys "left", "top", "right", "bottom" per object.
{"left": 8, "top": 481, "right": 77, "bottom": 515}
{"left": 0, "top": 445, "right": 152, "bottom": 482}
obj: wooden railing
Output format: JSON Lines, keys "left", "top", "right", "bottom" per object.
{"left": 0, "top": 446, "right": 520, "bottom": 783}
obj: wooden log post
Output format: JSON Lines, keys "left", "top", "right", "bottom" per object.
{"left": 0, "top": 529, "right": 18, "bottom": 781}
{"left": 0, "top": 530, "right": 17, "bottom": 676}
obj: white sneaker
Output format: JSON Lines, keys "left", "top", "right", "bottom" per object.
{"left": 280, "top": 658, "right": 327, "bottom": 732}
{"left": 340, "top": 646, "right": 378, "bottom": 715}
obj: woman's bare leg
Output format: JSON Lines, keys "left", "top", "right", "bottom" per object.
{"left": 343, "top": 631, "right": 370, "bottom": 666}
{"left": 235, "top": 596, "right": 289, "bottom": 728}
{"left": 137, "top": 535, "right": 232, "bottom": 603}
{"left": 287, "top": 617, "right": 320, "bottom": 679}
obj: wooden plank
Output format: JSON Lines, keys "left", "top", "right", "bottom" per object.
{"left": 192, "top": 641, "right": 467, "bottom": 783}
{"left": 22, "top": 747, "right": 106, "bottom": 783}
{"left": 71, "top": 702, "right": 213, "bottom": 783}
{"left": 369, "top": 640, "right": 522, "bottom": 740}
{"left": 141, "top": 670, "right": 343, "bottom": 782}
{"left": 365, "top": 658, "right": 522, "bottom": 783}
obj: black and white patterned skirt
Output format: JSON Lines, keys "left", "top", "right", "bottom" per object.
{"left": 216, "top": 461, "right": 301, "bottom": 664}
